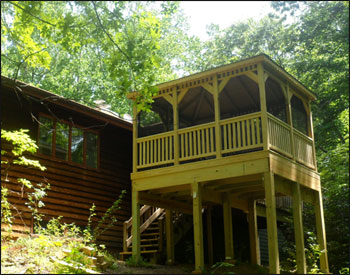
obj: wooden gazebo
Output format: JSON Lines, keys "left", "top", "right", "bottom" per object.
{"left": 126, "top": 54, "right": 329, "bottom": 274}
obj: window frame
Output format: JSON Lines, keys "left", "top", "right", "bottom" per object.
{"left": 37, "top": 113, "right": 100, "bottom": 169}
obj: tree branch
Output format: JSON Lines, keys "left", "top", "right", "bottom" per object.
{"left": 8, "top": 2, "right": 56, "bottom": 27}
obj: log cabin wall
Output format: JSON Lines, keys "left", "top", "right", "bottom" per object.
{"left": 1, "top": 83, "right": 132, "bottom": 251}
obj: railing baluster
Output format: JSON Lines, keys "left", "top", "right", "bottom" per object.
{"left": 206, "top": 128, "right": 209, "bottom": 154}
{"left": 227, "top": 122, "right": 232, "bottom": 150}
{"left": 247, "top": 119, "right": 251, "bottom": 147}
{"left": 237, "top": 121, "right": 241, "bottom": 148}
{"left": 223, "top": 124, "right": 227, "bottom": 150}
{"left": 251, "top": 119, "right": 256, "bottom": 145}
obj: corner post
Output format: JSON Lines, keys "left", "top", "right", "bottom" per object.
{"left": 314, "top": 190, "right": 329, "bottom": 273}
{"left": 206, "top": 205, "right": 214, "bottom": 266}
{"left": 248, "top": 200, "right": 260, "bottom": 265}
{"left": 131, "top": 186, "right": 140, "bottom": 261}
{"left": 173, "top": 91, "right": 179, "bottom": 165}
{"left": 222, "top": 193, "right": 234, "bottom": 262}
{"left": 257, "top": 63, "right": 269, "bottom": 150}
{"left": 166, "top": 210, "right": 175, "bottom": 264}
{"left": 292, "top": 182, "right": 306, "bottom": 274}
{"left": 132, "top": 102, "right": 138, "bottom": 172}
{"left": 263, "top": 171, "right": 279, "bottom": 274}
{"left": 192, "top": 180, "right": 204, "bottom": 273}
{"left": 213, "top": 74, "right": 222, "bottom": 158}
{"left": 286, "top": 83, "right": 296, "bottom": 160}
{"left": 307, "top": 100, "right": 317, "bottom": 170}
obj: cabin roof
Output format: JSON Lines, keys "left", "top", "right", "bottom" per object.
{"left": 1, "top": 75, "right": 133, "bottom": 131}
{"left": 128, "top": 54, "right": 317, "bottom": 101}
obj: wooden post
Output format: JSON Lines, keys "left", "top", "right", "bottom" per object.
{"left": 158, "top": 217, "right": 164, "bottom": 253}
{"left": 213, "top": 75, "right": 222, "bottom": 158}
{"left": 166, "top": 210, "right": 175, "bottom": 264}
{"left": 286, "top": 83, "right": 295, "bottom": 160}
{"left": 131, "top": 187, "right": 140, "bottom": 261}
{"left": 206, "top": 205, "right": 214, "bottom": 266}
{"left": 314, "top": 190, "right": 329, "bottom": 273}
{"left": 308, "top": 100, "right": 317, "bottom": 170}
{"left": 292, "top": 182, "right": 306, "bottom": 274}
{"left": 123, "top": 222, "right": 128, "bottom": 252}
{"left": 173, "top": 91, "right": 179, "bottom": 165}
{"left": 263, "top": 171, "right": 279, "bottom": 274}
{"left": 248, "top": 200, "right": 260, "bottom": 265}
{"left": 257, "top": 63, "right": 269, "bottom": 150}
{"left": 192, "top": 180, "right": 204, "bottom": 273}
{"left": 132, "top": 103, "right": 138, "bottom": 172}
{"left": 222, "top": 193, "right": 234, "bottom": 261}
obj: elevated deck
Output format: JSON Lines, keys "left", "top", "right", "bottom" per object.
{"left": 127, "top": 55, "right": 328, "bottom": 274}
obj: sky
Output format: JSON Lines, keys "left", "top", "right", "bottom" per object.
{"left": 179, "top": 1, "right": 274, "bottom": 41}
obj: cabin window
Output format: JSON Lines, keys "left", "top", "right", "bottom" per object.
{"left": 38, "top": 116, "right": 54, "bottom": 155}
{"left": 55, "top": 122, "right": 69, "bottom": 160}
{"left": 71, "top": 127, "right": 84, "bottom": 164}
{"left": 38, "top": 114, "right": 99, "bottom": 168}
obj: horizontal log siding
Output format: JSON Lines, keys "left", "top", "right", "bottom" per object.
{"left": 1, "top": 88, "right": 132, "bottom": 251}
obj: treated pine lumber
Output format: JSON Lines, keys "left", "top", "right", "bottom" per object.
{"left": 222, "top": 193, "right": 234, "bottom": 261}
{"left": 192, "top": 181, "right": 204, "bottom": 272}
{"left": 292, "top": 182, "right": 306, "bottom": 274}
{"left": 263, "top": 171, "right": 280, "bottom": 274}
{"left": 131, "top": 189, "right": 140, "bottom": 260}
{"left": 165, "top": 210, "right": 175, "bottom": 264}
{"left": 248, "top": 200, "right": 260, "bottom": 265}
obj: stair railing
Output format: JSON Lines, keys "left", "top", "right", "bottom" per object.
{"left": 123, "top": 205, "right": 166, "bottom": 251}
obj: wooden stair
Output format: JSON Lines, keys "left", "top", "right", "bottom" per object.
{"left": 121, "top": 206, "right": 193, "bottom": 263}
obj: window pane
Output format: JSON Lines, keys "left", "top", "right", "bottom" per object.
{"left": 86, "top": 132, "right": 98, "bottom": 168}
{"left": 39, "top": 116, "right": 53, "bottom": 155}
{"left": 55, "top": 122, "right": 69, "bottom": 160}
{"left": 71, "top": 127, "right": 84, "bottom": 164}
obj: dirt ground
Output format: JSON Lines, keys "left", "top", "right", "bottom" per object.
{"left": 106, "top": 260, "right": 193, "bottom": 274}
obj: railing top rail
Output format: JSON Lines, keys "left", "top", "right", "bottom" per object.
{"left": 124, "top": 205, "right": 151, "bottom": 228}
{"left": 136, "top": 131, "right": 174, "bottom": 142}
{"left": 219, "top": 112, "right": 262, "bottom": 125}
{"left": 178, "top": 121, "right": 216, "bottom": 133}
{"left": 293, "top": 128, "right": 313, "bottom": 141}
{"left": 267, "top": 112, "right": 291, "bottom": 129}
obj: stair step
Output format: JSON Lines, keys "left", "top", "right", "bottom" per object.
{"left": 120, "top": 250, "right": 158, "bottom": 255}
{"left": 141, "top": 232, "right": 160, "bottom": 237}
{"left": 141, "top": 238, "right": 158, "bottom": 242}
{"left": 141, "top": 244, "right": 159, "bottom": 248}
{"left": 145, "top": 227, "right": 159, "bottom": 231}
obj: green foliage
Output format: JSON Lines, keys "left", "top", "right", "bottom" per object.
{"left": 125, "top": 255, "right": 151, "bottom": 268}
{"left": 83, "top": 190, "right": 126, "bottom": 243}
{"left": 1, "top": 129, "right": 49, "bottom": 229}
{"left": 210, "top": 261, "right": 235, "bottom": 274}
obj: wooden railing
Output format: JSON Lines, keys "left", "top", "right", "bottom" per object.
{"left": 267, "top": 114, "right": 293, "bottom": 157}
{"left": 178, "top": 122, "right": 216, "bottom": 161}
{"left": 135, "top": 112, "right": 315, "bottom": 170}
{"left": 293, "top": 129, "right": 315, "bottom": 168}
{"left": 136, "top": 132, "right": 174, "bottom": 169}
{"left": 220, "top": 112, "right": 262, "bottom": 154}
{"left": 123, "top": 205, "right": 165, "bottom": 251}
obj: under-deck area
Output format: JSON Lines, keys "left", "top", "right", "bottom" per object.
{"left": 126, "top": 55, "right": 329, "bottom": 273}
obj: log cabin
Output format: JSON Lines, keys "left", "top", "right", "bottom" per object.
{"left": 1, "top": 75, "right": 133, "bottom": 251}
{"left": 125, "top": 54, "right": 329, "bottom": 274}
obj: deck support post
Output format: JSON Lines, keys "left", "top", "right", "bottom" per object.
{"left": 292, "top": 182, "right": 306, "bottom": 274}
{"left": 165, "top": 210, "right": 175, "bottom": 265}
{"left": 263, "top": 171, "right": 280, "bottom": 274}
{"left": 192, "top": 180, "right": 204, "bottom": 273}
{"left": 222, "top": 193, "right": 234, "bottom": 262}
{"left": 206, "top": 205, "right": 214, "bottom": 267}
{"left": 248, "top": 200, "right": 260, "bottom": 265}
{"left": 131, "top": 187, "right": 140, "bottom": 261}
{"left": 314, "top": 190, "right": 329, "bottom": 273}
{"left": 213, "top": 74, "right": 222, "bottom": 158}
{"left": 258, "top": 63, "right": 269, "bottom": 150}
